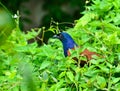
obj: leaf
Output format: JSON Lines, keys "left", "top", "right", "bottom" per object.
{"left": 0, "top": 3, "right": 15, "bottom": 46}
{"left": 112, "top": 77, "right": 120, "bottom": 84}
{"left": 114, "top": 65, "right": 120, "bottom": 73}
{"left": 59, "top": 71, "right": 66, "bottom": 79}
{"left": 49, "top": 81, "right": 64, "bottom": 91}
{"left": 84, "top": 69, "right": 100, "bottom": 77}
{"left": 42, "top": 71, "right": 49, "bottom": 81}
{"left": 9, "top": 70, "right": 17, "bottom": 79}
{"left": 97, "top": 76, "right": 106, "bottom": 89}
{"left": 51, "top": 75, "right": 58, "bottom": 82}
{"left": 114, "top": 83, "right": 120, "bottom": 90}
{"left": 74, "top": 12, "right": 97, "bottom": 29}
{"left": 66, "top": 71, "right": 74, "bottom": 82}
{"left": 108, "top": 32, "right": 120, "bottom": 45}
{"left": 75, "top": 73, "right": 80, "bottom": 81}
{"left": 98, "top": 65, "right": 109, "bottom": 74}
{"left": 58, "top": 88, "right": 67, "bottom": 91}
{"left": 40, "top": 61, "right": 51, "bottom": 70}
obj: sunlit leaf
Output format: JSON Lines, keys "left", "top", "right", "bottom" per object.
{"left": 40, "top": 61, "right": 51, "bottom": 70}
{"left": 59, "top": 71, "right": 66, "bottom": 79}
{"left": 97, "top": 76, "right": 106, "bottom": 89}
{"left": 112, "top": 77, "right": 120, "bottom": 84}
{"left": 66, "top": 71, "right": 74, "bottom": 82}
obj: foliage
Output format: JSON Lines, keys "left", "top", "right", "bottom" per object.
{"left": 0, "top": 0, "right": 120, "bottom": 91}
{"left": 0, "top": 0, "right": 86, "bottom": 30}
{"left": 0, "top": 2, "right": 15, "bottom": 45}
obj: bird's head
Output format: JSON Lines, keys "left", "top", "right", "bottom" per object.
{"left": 53, "top": 32, "right": 78, "bottom": 57}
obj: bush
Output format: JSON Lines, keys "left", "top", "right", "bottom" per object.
{"left": 0, "top": 0, "right": 120, "bottom": 91}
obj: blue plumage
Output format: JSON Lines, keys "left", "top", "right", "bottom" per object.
{"left": 53, "top": 32, "right": 100, "bottom": 67}
{"left": 53, "top": 32, "right": 78, "bottom": 57}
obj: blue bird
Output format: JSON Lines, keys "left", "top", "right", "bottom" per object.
{"left": 53, "top": 32, "right": 78, "bottom": 57}
{"left": 53, "top": 32, "right": 99, "bottom": 67}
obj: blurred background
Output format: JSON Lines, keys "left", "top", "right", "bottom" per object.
{"left": 0, "top": 0, "right": 87, "bottom": 31}
{"left": 0, "top": 0, "right": 90, "bottom": 45}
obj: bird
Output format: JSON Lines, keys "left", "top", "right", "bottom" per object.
{"left": 53, "top": 32, "right": 99, "bottom": 67}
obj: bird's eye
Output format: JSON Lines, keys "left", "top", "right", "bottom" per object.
{"left": 55, "top": 33, "right": 63, "bottom": 39}
{"left": 57, "top": 34, "right": 60, "bottom": 36}
{"left": 57, "top": 33, "right": 62, "bottom": 37}
{"left": 59, "top": 34, "right": 63, "bottom": 38}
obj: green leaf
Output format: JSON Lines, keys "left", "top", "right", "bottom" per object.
{"left": 97, "top": 76, "right": 106, "bottom": 89}
{"left": 112, "top": 77, "right": 120, "bottom": 84}
{"left": 66, "top": 71, "right": 74, "bottom": 82}
{"left": 40, "top": 61, "right": 51, "bottom": 70}
{"left": 75, "top": 73, "right": 80, "bottom": 81}
{"left": 51, "top": 75, "right": 58, "bottom": 82}
{"left": 49, "top": 81, "right": 64, "bottom": 91}
{"left": 114, "top": 65, "right": 120, "bottom": 73}
{"left": 0, "top": 3, "right": 15, "bottom": 46}
{"left": 75, "top": 12, "right": 98, "bottom": 29}
{"left": 59, "top": 71, "right": 66, "bottom": 79}
{"left": 42, "top": 71, "right": 49, "bottom": 81}
{"left": 107, "top": 32, "right": 120, "bottom": 45}
{"left": 58, "top": 88, "right": 67, "bottom": 91}
{"left": 114, "top": 83, "right": 120, "bottom": 90}
{"left": 98, "top": 65, "right": 109, "bottom": 74}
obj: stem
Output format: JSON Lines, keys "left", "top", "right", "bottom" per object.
{"left": 108, "top": 68, "right": 112, "bottom": 90}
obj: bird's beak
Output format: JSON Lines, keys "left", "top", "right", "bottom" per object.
{"left": 53, "top": 34, "right": 59, "bottom": 39}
